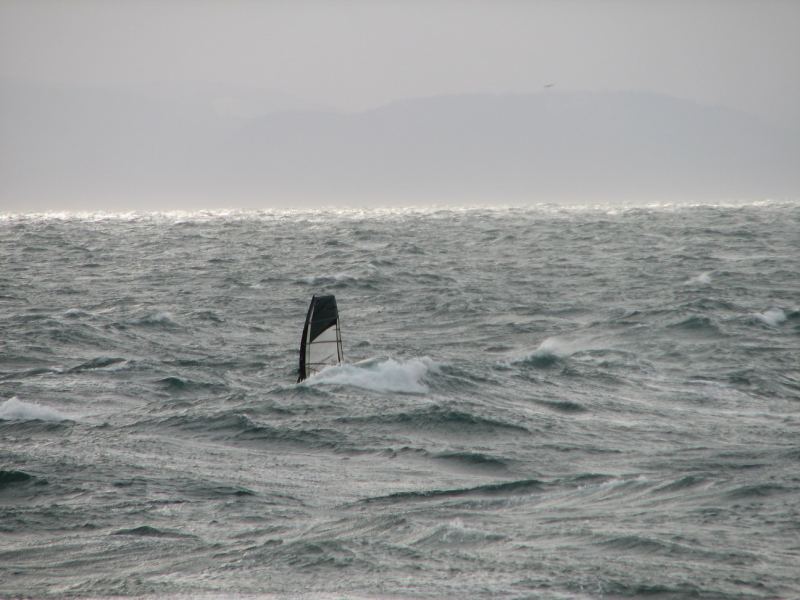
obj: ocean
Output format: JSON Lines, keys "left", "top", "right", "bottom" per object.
{"left": 1, "top": 202, "right": 798, "bottom": 599}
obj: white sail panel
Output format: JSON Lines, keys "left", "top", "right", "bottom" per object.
{"left": 298, "top": 295, "right": 343, "bottom": 381}
{"left": 306, "top": 324, "right": 340, "bottom": 376}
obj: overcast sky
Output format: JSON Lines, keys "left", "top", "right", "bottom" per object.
{"left": 2, "top": 0, "right": 799, "bottom": 129}
{"left": 1, "top": 1, "right": 799, "bottom": 211}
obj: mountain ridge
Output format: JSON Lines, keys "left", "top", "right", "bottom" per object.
{"left": 1, "top": 84, "right": 797, "bottom": 209}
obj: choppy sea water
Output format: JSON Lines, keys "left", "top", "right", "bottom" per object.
{"left": 1, "top": 202, "right": 799, "bottom": 599}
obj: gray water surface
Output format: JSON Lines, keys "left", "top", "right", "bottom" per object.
{"left": 1, "top": 203, "right": 799, "bottom": 599}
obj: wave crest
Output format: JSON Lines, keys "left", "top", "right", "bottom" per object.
{"left": 0, "top": 397, "right": 70, "bottom": 422}
{"left": 686, "top": 272, "right": 712, "bottom": 285}
{"left": 511, "top": 337, "right": 588, "bottom": 367}
{"left": 303, "top": 357, "right": 437, "bottom": 393}
{"left": 754, "top": 308, "right": 787, "bottom": 327}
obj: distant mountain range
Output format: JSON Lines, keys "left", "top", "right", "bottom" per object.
{"left": 2, "top": 82, "right": 798, "bottom": 209}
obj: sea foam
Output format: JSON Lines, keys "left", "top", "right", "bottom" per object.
{"left": 303, "top": 357, "right": 436, "bottom": 393}
{"left": 687, "top": 272, "right": 712, "bottom": 285}
{"left": 755, "top": 308, "right": 787, "bottom": 327}
{"left": 0, "top": 397, "right": 70, "bottom": 422}
{"left": 512, "top": 336, "right": 589, "bottom": 366}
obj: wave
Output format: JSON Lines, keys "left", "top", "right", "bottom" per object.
{"left": 597, "top": 534, "right": 674, "bottom": 554}
{"left": 431, "top": 451, "right": 511, "bottom": 471}
{"left": 531, "top": 399, "right": 587, "bottom": 413}
{"left": 410, "top": 518, "right": 506, "bottom": 547}
{"left": 0, "top": 397, "right": 70, "bottom": 422}
{"left": 667, "top": 314, "right": 723, "bottom": 334}
{"left": 191, "top": 309, "right": 225, "bottom": 323}
{"left": 112, "top": 311, "right": 181, "bottom": 329}
{"left": 361, "top": 478, "right": 544, "bottom": 505}
{"left": 111, "top": 525, "right": 194, "bottom": 538}
{"left": 301, "top": 272, "right": 358, "bottom": 285}
{"left": 301, "top": 268, "right": 380, "bottom": 289}
{"left": 63, "top": 308, "right": 93, "bottom": 318}
{"left": 249, "top": 538, "right": 369, "bottom": 571}
{"left": 234, "top": 423, "right": 349, "bottom": 451}
{"left": 68, "top": 356, "right": 126, "bottom": 372}
{"left": 511, "top": 337, "right": 573, "bottom": 367}
{"left": 155, "top": 376, "right": 228, "bottom": 394}
{"left": 753, "top": 308, "right": 787, "bottom": 327}
{"left": 303, "top": 357, "right": 437, "bottom": 393}
{"left": 0, "top": 469, "right": 45, "bottom": 489}
{"left": 133, "top": 311, "right": 180, "bottom": 327}
{"left": 550, "top": 474, "right": 652, "bottom": 502}
{"left": 511, "top": 336, "right": 611, "bottom": 367}
{"left": 338, "top": 406, "right": 528, "bottom": 435}
{"left": 596, "top": 532, "right": 759, "bottom": 567}
{"left": 0, "top": 367, "right": 61, "bottom": 381}
{"left": 146, "top": 412, "right": 252, "bottom": 435}
{"left": 146, "top": 412, "right": 352, "bottom": 452}
{"left": 650, "top": 475, "right": 709, "bottom": 494}
{"left": 686, "top": 272, "right": 712, "bottom": 285}
{"left": 561, "top": 473, "right": 619, "bottom": 487}
{"left": 724, "top": 483, "right": 791, "bottom": 499}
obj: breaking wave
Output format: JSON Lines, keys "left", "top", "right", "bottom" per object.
{"left": 303, "top": 357, "right": 438, "bottom": 393}
{"left": 687, "top": 272, "right": 712, "bottom": 285}
{"left": 0, "top": 397, "right": 70, "bottom": 422}
{"left": 754, "top": 308, "right": 787, "bottom": 327}
{"left": 511, "top": 336, "right": 600, "bottom": 367}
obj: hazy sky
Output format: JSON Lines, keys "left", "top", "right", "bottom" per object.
{"left": 2, "top": 0, "right": 799, "bottom": 128}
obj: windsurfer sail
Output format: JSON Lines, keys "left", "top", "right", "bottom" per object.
{"left": 298, "top": 294, "right": 343, "bottom": 382}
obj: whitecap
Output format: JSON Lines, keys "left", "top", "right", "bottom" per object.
{"left": 755, "top": 308, "right": 787, "bottom": 327}
{"left": 511, "top": 336, "right": 587, "bottom": 365}
{"left": 409, "top": 518, "right": 505, "bottom": 547}
{"left": 302, "top": 273, "right": 357, "bottom": 285}
{"left": 303, "top": 357, "right": 437, "bottom": 393}
{"left": 0, "top": 397, "right": 70, "bottom": 422}
{"left": 687, "top": 272, "right": 712, "bottom": 285}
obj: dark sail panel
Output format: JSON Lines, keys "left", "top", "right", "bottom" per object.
{"left": 309, "top": 295, "right": 338, "bottom": 340}
{"left": 298, "top": 295, "right": 343, "bottom": 382}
